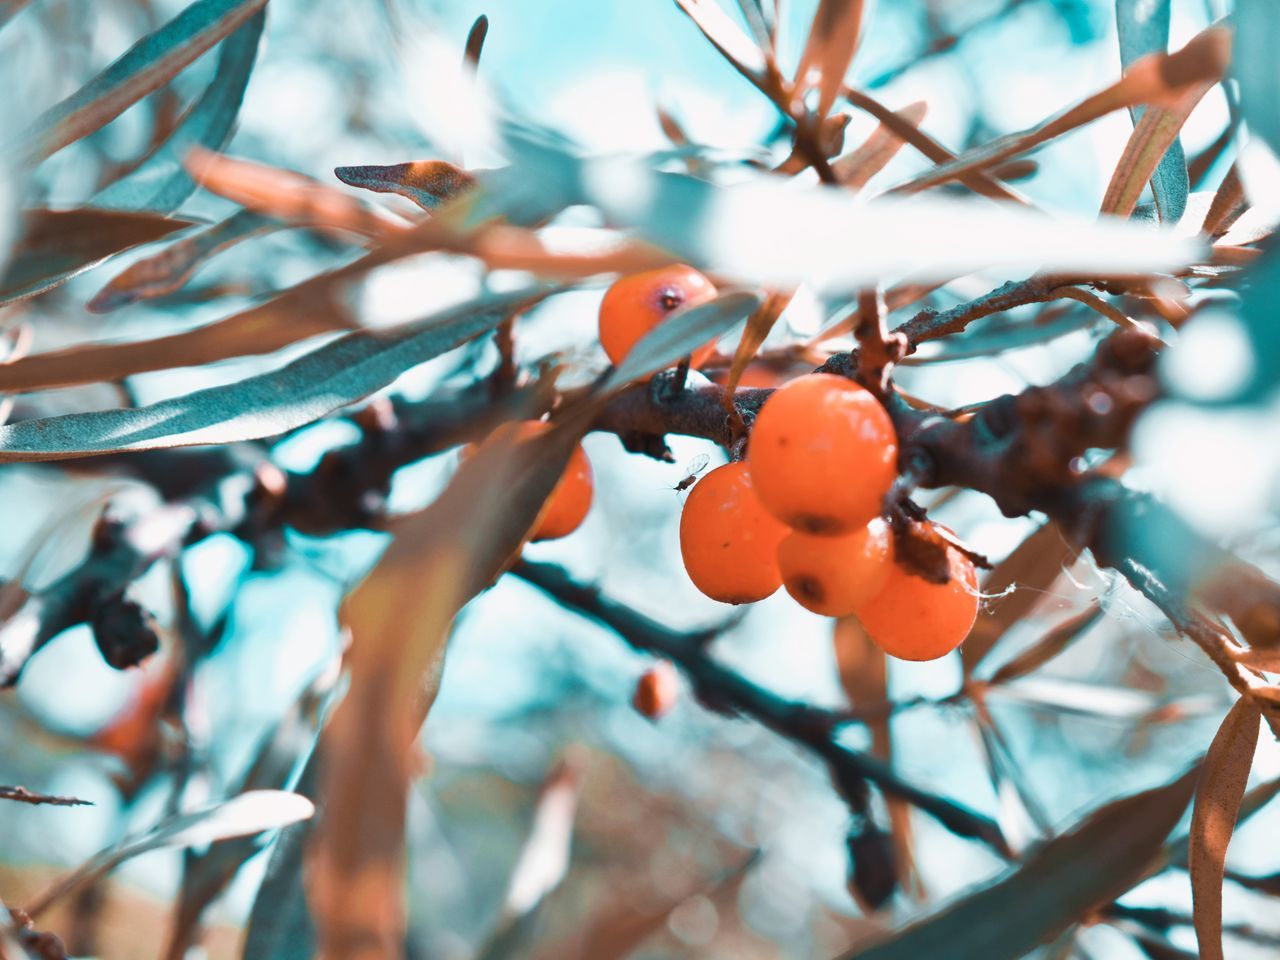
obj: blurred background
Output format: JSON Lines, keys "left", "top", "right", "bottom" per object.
{"left": 0, "top": 0, "right": 1277, "bottom": 958}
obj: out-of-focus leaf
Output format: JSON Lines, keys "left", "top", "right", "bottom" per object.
{"left": 835, "top": 616, "right": 920, "bottom": 900}
{"left": 1116, "top": 0, "right": 1188, "bottom": 222}
{"left": 894, "top": 26, "right": 1231, "bottom": 195}
{"left": 1190, "top": 697, "right": 1261, "bottom": 960}
{"left": 1100, "top": 79, "right": 1213, "bottom": 218}
{"left": 843, "top": 90, "right": 1026, "bottom": 204}
{"left": 0, "top": 208, "right": 195, "bottom": 306}
{"left": 673, "top": 0, "right": 767, "bottom": 85}
{"left": 464, "top": 14, "right": 489, "bottom": 66}
{"left": 334, "top": 161, "right": 477, "bottom": 211}
{"left": 969, "top": 695, "right": 1047, "bottom": 854}
{"left": 0, "top": 1, "right": 32, "bottom": 29}
{"left": 0, "top": 286, "right": 548, "bottom": 461}
{"left": 93, "top": 11, "right": 265, "bottom": 212}
{"left": 23, "top": 0, "right": 269, "bottom": 160}
{"left": 88, "top": 209, "right": 275, "bottom": 313}
{"left": 25, "top": 790, "right": 314, "bottom": 919}
{"left": 576, "top": 158, "right": 1201, "bottom": 293}
{"left": 1235, "top": 0, "right": 1280, "bottom": 158}
{"left": 1201, "top": 165, "right": 1245, "bottom": 239}
{"left": 187, "top": 148, "right": 406, "bottom": 239}
{"left": 989, "top": 677, "right": 1168, "bottom": 718}
{"left": 841, "top": 767, "right": 1200, "bottom": 960}
{"left": 987, "top": 601, "right": 1104, "bottom": 686}
{"left": 605, "top": 291, "right": 760, "bottom": 389}
{"left": 478, "top": 757, "right": 583, "bottom": 960}
{"left": 310, "top": 407, "right": 591, "bottom": 957}
{"left": 964, "top": 522, "right": 1077, "bottom": 676}
{"left": 722, "top": 290, "right": 792, "bottom": 400}
{"left": 795, "top": 0, "right": 867, "bottom": 118}
{"left": 834, "top": 101, "right": 927, "bottom": 191}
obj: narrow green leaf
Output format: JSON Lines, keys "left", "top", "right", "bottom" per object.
{"left": 841, "top": 767, "right": 1200, "bottom": 960}
{"left": 1190, "top": 698, "right": 1261, "bottom": 960}
{"left": 94, "top": 10, "right": 266, "bottom": 212}
{"left": 605, "top": 291, "right": 759, "bottom": 390}
{"left": 23, "top": 0, "right": 268, "bottom": 161}
{"left": 0, "top": 208, "right": 195, "bottom": 306}
{"left": 1116, "top": 0, "right": 1188, "bottom": 222}
{"left": 0, "top": 286, "right": 549, "bottom": 462}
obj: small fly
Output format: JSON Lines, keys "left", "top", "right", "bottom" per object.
{"left": 672, "top": 454, "right": 710, "bottom": 492}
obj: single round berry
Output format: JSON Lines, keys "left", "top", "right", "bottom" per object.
{"left": 598, "top": 265, "right": 718, "bottom": 366}
{"left": 778, "top": 519, "right": 893, "bottom": 617}
{"left": 856, "top": 547, "right": 980, "bottom": 662}
{"left": 633, "top": 660, "right": 679, "bottom": 719}
{"left": 679, "top": 461, "right": 789, "bottom": 604}
{"left": 467, "top": 420, "right": 593, "bottom": 541}
{"left": 746, "top": 373, "right": 898, "bottom": 534}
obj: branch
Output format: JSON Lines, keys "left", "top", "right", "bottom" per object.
{"left": 0, "top": 786, "right": 92, "bottom": 807}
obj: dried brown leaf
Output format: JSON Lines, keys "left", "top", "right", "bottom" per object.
{"left": 333, "top": 161, "right": 477, "bottom": 211}
{"left": 987, "top": 601, "right": 1104, "bottom": 686}
{"left": 721, "top": 289, "right": 793, "bottom": 404}
{"left": 1189, "top": 697, "right": 1261, "bottom": 960}
{"left": 894, "top": 26, "right": 1231, "bottom": 195}
{"left": 673, "top": 0, "right": 767, "bottom": 85}
{"left": 796, "top": 0, "right": 868, "bottom": 117}
{"left": 834, "top": 101, "right": 928, "bottom": 190}
{"left": 1201, "top": 165, "right": 1247, "bottom": 239}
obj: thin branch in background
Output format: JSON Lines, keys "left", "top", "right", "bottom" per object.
{"left": 0, "top": 786, "right": 92, "bottom": 807}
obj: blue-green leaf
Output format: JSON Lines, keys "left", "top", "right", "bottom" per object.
{"left": 0, "top": 286, "right": 549, "bottom": 462}
{"left": 93, "top": 10, "right": 266, "bottom": 212}
{"left": 1116, "top": 0, "right": 1188, "bottom": 222}
{"left": 22, "top": 0, "right": 268, "bottom": 161}
{"left": 1236, "top": 0, "right": 1280, "bottom": 158}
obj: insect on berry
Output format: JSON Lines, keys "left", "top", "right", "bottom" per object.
{"left": 856, "top": 545, "right": 980, "bottom": 662}
{"left": 778, "top": 519, "right": 893, "bottom": 617}
{"left": 633, "top": 660, "right": 679, "bottom": 719}
{"left": 466, "top": 420, "right": 594, "bottom": 541}
{"left": 679, "top": 461, "right": 789, "bottom": 604}
{"left": 746, "top": 373, "right": 898, "bottom": 534}
{"left": 598, "top": 265, "right": 718, "bottom": 366}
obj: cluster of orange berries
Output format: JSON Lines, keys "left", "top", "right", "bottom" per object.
{"left": 478, "top": 264, "right": 980, "bottom": 664}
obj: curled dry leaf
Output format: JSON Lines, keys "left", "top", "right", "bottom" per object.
{"left": 88, "top": 209, "right": 276, "bottom": 313}
{"left": 1189, "top": 697, "right": 1262, "bottom": 960}
{"left": 334, "top": 161, "right": 477, "bottom": 211}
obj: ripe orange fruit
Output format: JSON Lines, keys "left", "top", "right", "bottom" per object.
{"left": 856, "top": 547, "right": 980, "bottom": 661}
{"left": 746, "top": 373, "right": 897, "bottom": 534}
{"left": 598, "top": 265, "right": 718, "bottom": 366}
{"left": 467, "top": 420, "right": 593, "bottom": 541}
{"left": 778, "top": 519, "right": 893, "bottom": 617}
{"left": 633, "top": 660, "right": 679, "bottom": 719}
{"left": 679, "top": 461, "right": 789, "bottom": 604}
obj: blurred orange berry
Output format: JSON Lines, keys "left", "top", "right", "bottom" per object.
{"left": 857, "top": 547, "right": 980, "bottom": 661}
{"left": 598, "top": 265, "right": 718, "bottom": 366}
{"left": 468, "top": 420, "right": 593, "bottom": 541}
{"left": 778, "top": 519, "right": 893, "bottom": 617}
{"left": 746, "top": 373, "right": 897, "bottom": 534}
{"left": 679, "top": 461, "right": 789, "bottom": 604}
{"left": 633, "top": 660, "right": 679, "bottom": 719}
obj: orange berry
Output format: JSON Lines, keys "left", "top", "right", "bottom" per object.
{"left": 856, "top": 548, "right": 980, "bottom": 662}
{"left": 467, "top": 420, "right": 593, "bottom": 541}
{"left": 679, "top": 461, "right": 789, "bottom": 604}
{"left": 746, "top": 373, "right": 897, "bottom": 534}
{"left": 598, "top": 265, "right": 718, "bottom": 366}
{"left": 778, "top": 519, "right": 893, "bottom": 617}
{"left": 633, "top": 660, "right": 679, "bottom": 719}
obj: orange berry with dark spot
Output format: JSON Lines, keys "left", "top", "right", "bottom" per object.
{"left": 679, "top": 461, "right": 789, "bottom": 604}
{"left": 633, "top": 660, "right": 679, "bottom": 719}
{"left": 746, "top": 373, "right": 897, "bottom": 534}
{"left": 778, "top": 519, "right": 893, "bottom": 617}
{"left": 856, "top": 547, "right": 980, "bottom": 662}
{"left": 467, "top": 420, "right": 593, "bottom": 541}
{"left": 598, "top": 265, "right": 718, "bottom": 366}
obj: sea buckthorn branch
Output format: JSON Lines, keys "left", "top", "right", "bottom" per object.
{"left": 510, "top": 556, "right": 1013, "bottom": 858}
